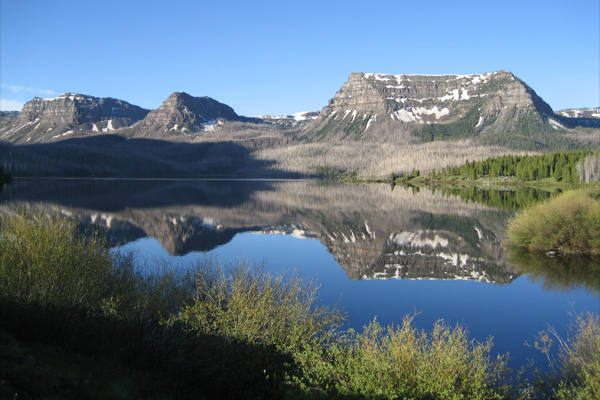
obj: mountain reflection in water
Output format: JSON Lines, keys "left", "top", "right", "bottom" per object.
{"left": 1, "top": 178, "right": 516, "bottom": 283}
{"left": 2, "top": 178, "right": 599, "bottom": 370}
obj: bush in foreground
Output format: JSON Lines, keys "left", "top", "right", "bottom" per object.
{"left": 554, "top": 312, "right": 600, "bottom": 399}
{"left": 530, "top": 312, "right": 600, "bottom": 400}
{"left": 292, "top": 316, "right": 509, "bottom": 399}
{"left": 0, "top": 211, "right": 113, "bottom": 309}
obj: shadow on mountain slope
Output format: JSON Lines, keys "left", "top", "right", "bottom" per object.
{"left": 0, "top": 177, "right": 282, "bottom": 211}
{"left": 0, "top": 135, "right": 304, "bottom": 178}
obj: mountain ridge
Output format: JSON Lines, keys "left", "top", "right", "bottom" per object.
{"left": 1, "top": 71, "right": 598, "bottom": 150}
{"left": 0, "top": 93, "right": 150, "bottom": 143}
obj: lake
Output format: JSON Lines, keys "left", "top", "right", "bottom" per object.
{"left": 1, "top": 177, "right": 598, "bottom": 371}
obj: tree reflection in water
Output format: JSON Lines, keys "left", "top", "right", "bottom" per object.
{"left": 508, "top": 248, "right": 600, "bottom": 295}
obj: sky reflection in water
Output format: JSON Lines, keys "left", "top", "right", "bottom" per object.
{"left": 120, "top": 231, "right": 599, "bottom": 371}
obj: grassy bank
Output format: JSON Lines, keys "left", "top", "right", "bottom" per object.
{"left": 1, "top": 212, "right": 598, "bottom": 399}
{"left": 506, "top": 189, "right": 600, "bottom": 254}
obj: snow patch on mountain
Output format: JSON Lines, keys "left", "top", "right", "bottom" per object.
{"left": 392, "top": 106, "right": 450, "bottom": 122}
{"left": 547, "top": 117, "right": 569, "bottom": 130}
{"left": 391, "top": 231, "right": 449, "bottom": 248}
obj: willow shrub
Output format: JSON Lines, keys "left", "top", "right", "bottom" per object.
{"left": 563, "top": 312, "right": 600, "bottom": 399}
{"left": 0, "top": 211, "right": 197, "bottom": 350}
{"left": 5, "top": 211, "right": 598, "bottom": 399}
{"left": 533, "top": 312, "right": 600, "bottom": 400}
{"left": 0, "top": 211, "right": 114, "bottom": 309}
{"left": 293, "top": 316, "right": 510, "bottom": 400}
{"left": 556, "top": 312, "right": 600, "bottom": 400}
{"left": 171, "top": 262, "right": 346, "bottom": 353}
{"left": 167, "top": 262, "right": 346, "bottom": 399}
{"left": 506, "top": 189, "right": 600, "bottom": 254}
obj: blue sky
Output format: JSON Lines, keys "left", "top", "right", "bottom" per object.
{"left": 1, "top": 0, "right": 598, "bottom": 116}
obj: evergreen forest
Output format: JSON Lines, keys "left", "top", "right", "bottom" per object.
{"left": 434, "top": 148, "right": 600, "bottom": 183}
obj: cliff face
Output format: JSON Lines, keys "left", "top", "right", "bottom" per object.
{"left": 0, "top": 93, "right": 149, "bottom": 144}
{"left": 0, "top": 111, "right": 19, "bottom": 129}
{"left": 301, "top": 71, "right": 561, "bottom": 142}
{"left": 131, "top": 92, "right": 257, "bottom": 138}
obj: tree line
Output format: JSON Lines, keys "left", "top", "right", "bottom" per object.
{"left": 432, "top": 148, "right": 600, "bottom": 183}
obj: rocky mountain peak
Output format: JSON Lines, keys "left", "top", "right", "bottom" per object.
{"left": 1, "top": 73, "right": 596, "bottom": 147}
{"left": 133, "top": 92, "right": 254, "bottom": 137}
{"left": 0, "top": 93, "right": 149, "bottom": 144}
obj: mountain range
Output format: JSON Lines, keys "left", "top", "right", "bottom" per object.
{"left": 1, "top": 70, "right": 598, "bottom": 145}
{"left": 0, "top": 70, "right": 598, "bottom": 177}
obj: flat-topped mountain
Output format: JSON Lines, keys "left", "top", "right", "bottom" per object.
{"left": 131, "top": 92, "right": 257, "bottom": 138}
{"left": 0, "top": 93, "right": 150, "bottom": 144}
{"left": 301, "top": 70, "right": 597, "bottom": 144}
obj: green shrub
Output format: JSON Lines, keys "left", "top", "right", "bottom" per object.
{"left": 171, "top": 262, "right": 345, "bottom": 353}
{"left": 162, "top": 262, "right": 345, "bottom": 399}
{"left": 556, "top": 312, "right": 600, "bottom": 399}
{"left": 506, "top": 189, "right": 600, "bottom": 254}
{"left": 0, "top": 211, "right": 113, "bottom": 309}
{"left": 101, "top": 251, "right": 199, "bottom": 321}
{"left": 531, "top": 312, "right": 600, "bottom": 400}
{"left": 294, "top": 316, "right": 510, "bottom": 399}
{"left": 0, "top": 210, "right": 201, "bottom": 317}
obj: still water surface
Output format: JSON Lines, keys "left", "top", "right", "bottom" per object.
{"left": 1, "top": 178, "right": 598, "bottom": 370}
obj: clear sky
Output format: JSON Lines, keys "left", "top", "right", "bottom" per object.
{"left": 1, "top": 0, "right": 598, "bottom": 117}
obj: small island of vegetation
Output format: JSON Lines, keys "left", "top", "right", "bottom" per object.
{"left": 506, "top": 188, "right": 600, "bottom": 255}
